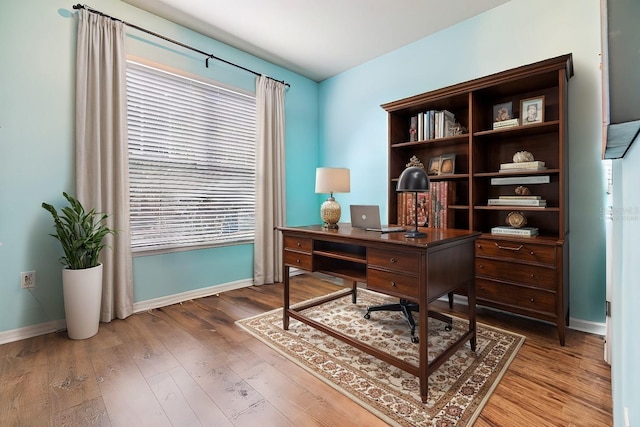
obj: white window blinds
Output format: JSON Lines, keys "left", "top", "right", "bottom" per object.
{"left": 126, "top": 61, "right": 256, "bottom": 252}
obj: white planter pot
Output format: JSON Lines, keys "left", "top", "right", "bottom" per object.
{"left": 62, "top": 264, "right": 103, "bottom": 340}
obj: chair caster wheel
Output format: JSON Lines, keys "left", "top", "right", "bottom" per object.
{"left": 364, "top": 313, "right": 371, "bottom": 319}
{"left": 445, "top": 325, "right": 452, "bottom": 331}
{"left": 411, "top": 336, "right": 419, "bottom": 344}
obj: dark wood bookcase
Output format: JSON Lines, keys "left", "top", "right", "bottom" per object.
{"left": 381, "top": 54, "right": 573, "bottom": 345}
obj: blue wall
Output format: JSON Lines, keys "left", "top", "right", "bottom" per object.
{"left": 0, "top": 0, "right": 319, "bottom": 332}
{"left": 319, "top": 0, "right": 606, "bottom": 324}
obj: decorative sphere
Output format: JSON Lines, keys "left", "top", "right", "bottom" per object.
{"left": 513, "top": 151, "right": 534, "bottom": 163}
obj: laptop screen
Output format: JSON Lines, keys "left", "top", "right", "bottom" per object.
{"left": 350, "top": 205, "right": 382, "bottom": 229}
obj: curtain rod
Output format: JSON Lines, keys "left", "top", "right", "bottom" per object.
{"left": 72, "top": 4, "right": 290, "bottom": 88}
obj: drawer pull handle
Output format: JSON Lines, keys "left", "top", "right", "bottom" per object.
{"left": 530, "top": 274, "right": 535, "bottom": 278}
{"left": 495, "top": 242, "right": 523, "bottom": 251}
{"left": 297, "top": 242, "right": 302, "bottom": 247}
{"left": 530, "top": 251, "right": 534, "bottom": 255}
{"left": 530, "top": 298, "right": 535, "bottom": 302}
{"left": 296, "top": 259, "right": 301, "bottom": 264}
{"left": 390, "top": 281, "right": 397, "bottom": 287}
{"left": 479, "top": 264, "right": 484, "bottom": 269}
{"left": 390, "top": 257, "right": 397, "bottom": 263}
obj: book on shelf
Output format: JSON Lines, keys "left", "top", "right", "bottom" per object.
{"left": 499, "top": 161, "right": 547, "bottom": 173}
{"left": 491, "top": 226, "right": 539, "bottom": 237}
{"left": 409, "top": 115, "right": 418, "bottom": 141}
{"left": 491, "top": 175, "right": 550, "bottom": 185}
{"left": 488, "top": 198, "right": 547, "bottom": 207}
{"left": 500, "top": 161, "right": 546, "bottom": 170}
{"left": 498, "top": 195, "right": 542, "bottom": 200}
{"left": 492, "top": 118, "right": 519, "bottom": 129}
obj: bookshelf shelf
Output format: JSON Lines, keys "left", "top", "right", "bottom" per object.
{"left": 382, "top": 54, "right": 573, "bottom": 345}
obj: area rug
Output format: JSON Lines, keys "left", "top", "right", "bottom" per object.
{"left": 236, "top": 289, "right": 525, "bottom": 426}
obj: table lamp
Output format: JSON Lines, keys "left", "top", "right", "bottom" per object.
{"left": 315, "top": 167, "right": 350, "bottom": 229}
{"left": 396, "top": 166, "right": 430, "bottom": 238}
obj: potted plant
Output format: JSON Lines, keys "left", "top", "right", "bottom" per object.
{"left": 42, "top": 192, "right": 114, "bottom": 339}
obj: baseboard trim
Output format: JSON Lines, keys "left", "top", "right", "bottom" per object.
{"left": 133, "top": 278, "right": 254, "bottom": 313}
{"left": 0, "top": 320, "right": 67, "bottom": 346}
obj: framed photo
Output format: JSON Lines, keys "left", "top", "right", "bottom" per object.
{"left": 427, "top": 156, "right": 441, "bottom": 175}
{"left": 493, "top": 101, "right": 513, "bottom": 123}
{"left": 439, "top": 153, "right": 456, "bottom": 175}
{"left": 520, "top": 96, "right": 545, "bottom": 125}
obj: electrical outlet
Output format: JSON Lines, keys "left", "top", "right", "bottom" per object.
{"left": 21, "top": 271, "right": 36, "bottom": 288}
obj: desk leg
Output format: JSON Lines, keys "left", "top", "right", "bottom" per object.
{"left": 349, "top": 279, "right": 357, "bottom": 303}
{"left": 468, "top": 279, "right": 476, "bottom": 351}
{"left": 283, "top": 265, "right": 290, "bottom": 330}
{"left": 419, "top": 292, "right": 429, "bottom": 403}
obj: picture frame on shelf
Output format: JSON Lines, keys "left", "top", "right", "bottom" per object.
{"left": 493, "top": 101, "right": 513, "bottom": 123}
{"left": 439, "top": 153, "right": 456, "bottom": 175}
{"left": 427, "top": 156, "right": 441, "bottom": 175}
{"left": 520, "top": 95, "right": 545, "bottom": 125}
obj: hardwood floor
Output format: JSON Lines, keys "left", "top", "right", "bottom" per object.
{"left": 0, "top": 274, "right": 612, "bottom": 426}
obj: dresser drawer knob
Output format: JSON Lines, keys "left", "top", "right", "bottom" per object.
{"left": 297, "top": 242, "right": 302, "bottom": 247}
{"left": 530, "top": 298, "right": 535, "bottom": 302}
{"left": 530, "top": 251, "right": 534, "bottom": 255}
{"left": 530, "top": 274, "right": 535, "bottom": 278}
{"left": 478, "top": 264, "right": 484, "bottom": 269}
{"left": 296, "top": 259, "right": 301, "bottom": 264}
{"left": 390, "top": 257, "right": 397, "bottom": 263}
{"left": 390, "top": 281, "right": 397, "bottom": 287}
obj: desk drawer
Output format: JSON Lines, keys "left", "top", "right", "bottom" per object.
{"left": 476, "top": 238, "right": 556, "bottom": 265}
{"left": 475, "top": 258, "right": 556, "bottom": 290}
{"left": 367, "top": 269, "right": 418, "bottom": 300}
{"left": 284, "top": 250, "right": 312, "bottom": 270}
{"left": 476, "top": 278, "right": 555, "bottom": 314}
{"left": 368, "top": 248, "right": 419, "bottom": 273}
{"left": 284, "top": 236, "right": 312, "bottom": 253}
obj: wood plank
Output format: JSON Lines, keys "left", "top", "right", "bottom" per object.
{"left": 0, "top": 336, "right": 51, "bottom": 426}
{"left": 147, "top": 367, "right": 232, "bottom": 427}
{"left": 90, "top": 343, "right": 172, "bottom": 426}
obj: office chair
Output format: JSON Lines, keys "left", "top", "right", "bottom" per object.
{"left": 364, "top": 294, "right": 453, "bottom": 343}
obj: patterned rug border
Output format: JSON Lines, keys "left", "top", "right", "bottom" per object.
{"left": 236, "top": 289, "right": 525, "bottom": 426}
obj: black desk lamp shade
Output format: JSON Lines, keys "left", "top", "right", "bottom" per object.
{"left": 396, "top": 166, "right": 430, "bottom": 238}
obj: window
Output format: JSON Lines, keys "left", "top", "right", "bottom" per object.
{"left": 126, "top": 61, "right": 256, "bottom": 252}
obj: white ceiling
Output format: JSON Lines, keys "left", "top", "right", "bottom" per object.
{"left": 123, "top": 0, "right": 510, "bottom": 82}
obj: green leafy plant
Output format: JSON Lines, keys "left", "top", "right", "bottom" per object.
{"left": 42, "top": 192, "right": 115, "bottom": 270}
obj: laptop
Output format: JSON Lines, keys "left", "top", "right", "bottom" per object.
{"left": 350, "top": 205, "right": 405, "bottom": 233}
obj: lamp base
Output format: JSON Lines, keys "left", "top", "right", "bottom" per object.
{"left": 320, "top": 197, "right": 341, "bottom": 229}
{"left": 404, "top": 228, "right": 427, "bottom": 238}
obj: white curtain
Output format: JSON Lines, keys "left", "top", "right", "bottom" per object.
{"left": 254, "top": 76, "right": 286, "bottom": 285}
{"left": 75, "top": 9, "right": 133, "bottom": 321}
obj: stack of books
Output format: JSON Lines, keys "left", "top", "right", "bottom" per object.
{"left": 397, "top": 181, "right": 456, "bottom": 228}
{"left": 499, "top": 161, "right": 547, "bottom": 173}
{"left": 491, "top": 226, "right": 539, "bottom": 237}
{"left": 487, "top": 195, "right": 547, "bottom": 207}
{"left": 409, "top": 109, "right": 457, "bottom": 141}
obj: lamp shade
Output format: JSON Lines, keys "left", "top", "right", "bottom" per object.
{"left": 396, "top": 166, "right": 430, "bottom": 192}
{"left": 315, "top": 167, "right": 351, "bottom": 194}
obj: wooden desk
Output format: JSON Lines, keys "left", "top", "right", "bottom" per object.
{"left": 278, "top": 224, "right": 480, "bottom": 402}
